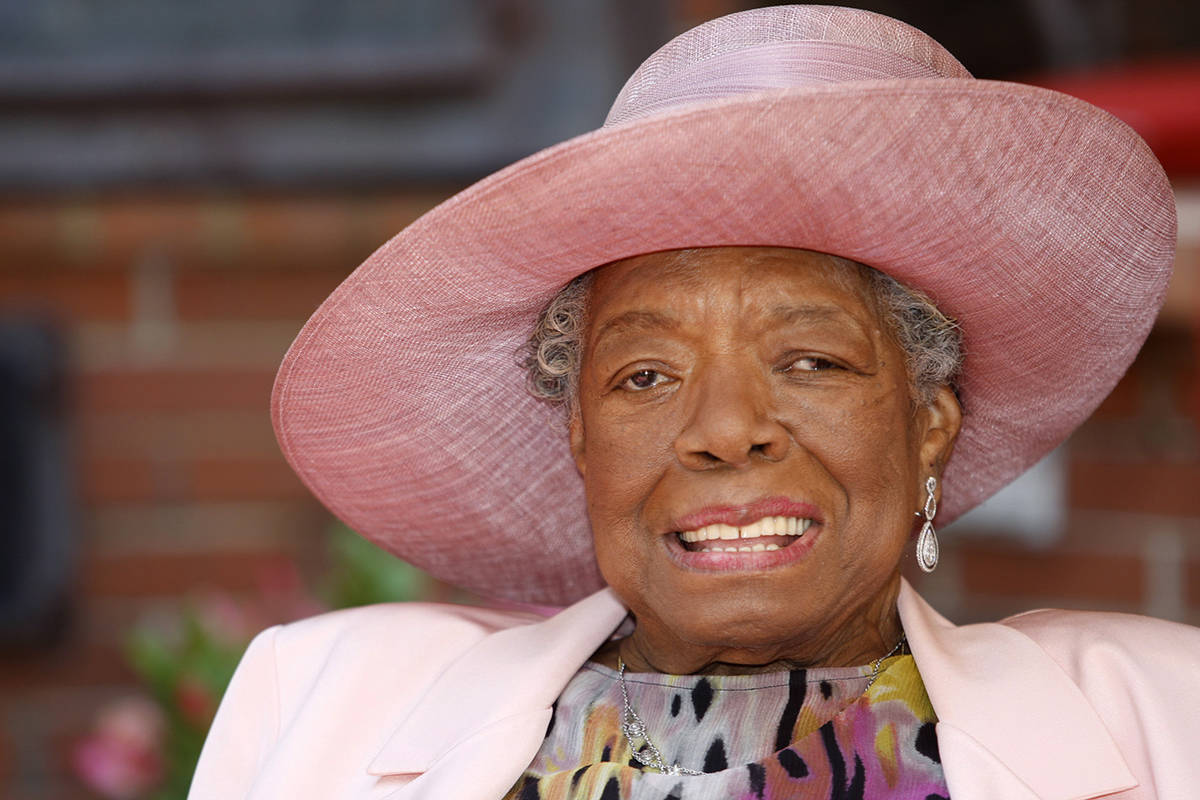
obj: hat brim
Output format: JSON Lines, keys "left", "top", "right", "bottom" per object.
{"left": 273, "top": 78, "right": 1174, "bottom": 605}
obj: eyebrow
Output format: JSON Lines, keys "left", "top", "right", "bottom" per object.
{"left": 768, "top": 304, "right": 855, "bottom": 325}
{"left": 591, "top": 303, "right": 867, "bottom": 349}
{"left": 592, "top": 310, "right": 680, "bottom": 342}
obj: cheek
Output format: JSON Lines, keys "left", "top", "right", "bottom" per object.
{"left": 787, "top": 388, "right": 920, "bottom": 522}
{"left": 577, "top": 401, "right": 689, "bottom": 598}
{"left": 582, "top": 421, "right": 671, "bottom": 528}
{"left": 841, "top": 403, "right": 924, "bottom": 554}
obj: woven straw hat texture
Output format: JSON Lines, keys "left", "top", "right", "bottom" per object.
{"left": 272, "top": 6, "right": 1175, "bottom": 605}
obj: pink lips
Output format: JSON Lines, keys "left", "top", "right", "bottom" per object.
{"left": 665, "top": 496, "right": 823, "bottom": 572}
{"left": 670, "top": 496, "right": 822, "bottom": 532}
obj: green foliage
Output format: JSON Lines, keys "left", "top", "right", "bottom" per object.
{"left": 123, "top": 604, "right": 246, "bottom": 800}
{"left": 77, "top": 520, "right": 443, "bottom": 800}
{"left": 320, "top": 522, "right": 433, "bottom": 607}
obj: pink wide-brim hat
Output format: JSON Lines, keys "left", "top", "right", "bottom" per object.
{"left": 272, "top": 5, "right": 1175, "bottom": 605}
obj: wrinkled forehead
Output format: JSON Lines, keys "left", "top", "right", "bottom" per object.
{"left": 587, "top": 245, "right": 883, "bottom": 324}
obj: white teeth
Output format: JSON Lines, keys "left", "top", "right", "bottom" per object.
{"left": 678, "top": 516, "right": 813, "bottom": 544}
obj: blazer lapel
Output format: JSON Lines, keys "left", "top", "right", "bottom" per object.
{"left": 364, "top": 580, "right": 1138, "bottom": 800}
{"left": 932, "top": 723, "right": 1041, "bottom": 800}
{"left": 369, "top": 588, "right": 629, "bottom": 800}
{"left": 899, "top": 580, "right": 1137, "bottom": 800}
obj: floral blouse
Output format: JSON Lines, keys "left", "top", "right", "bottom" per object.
{"left": 502, "top": 653, "right": 948, "bottom": 800}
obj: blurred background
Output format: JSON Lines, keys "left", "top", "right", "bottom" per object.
{"left": 0, "top": 1, "right": 1197, "bottom": 797}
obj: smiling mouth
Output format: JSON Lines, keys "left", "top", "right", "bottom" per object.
{"left": 676, "top": 516, "right": 812, "bottom": 553}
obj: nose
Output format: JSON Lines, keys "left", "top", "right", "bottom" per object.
{"left": 674, "top": 363, "right": 790, "bottom": 470}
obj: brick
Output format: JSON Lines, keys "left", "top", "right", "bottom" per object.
{"left": 81, "top": 457, "right": 309, "bottom": 504}
{"left": 77, "top": 410, "right": 279, "bottom": 460}
{"left": 1158, "top": 245, "right": 1198, "bottom": 328}
{"left": 1171, "top": 339, "right": 1200, "bottom": 426}
{"left": 101, "top": 197, "right": 205, "bottom": 255}
{"left": 1080, "top": 327, "right": 1197, "bottom": 425}
{"left": 1069, "top": 459, "right": 1200, "bottom": 516}
{"left": 86, "top": 502, "right": 323, "bottom": 556}
{"left": 0, "top": 725, "right": 9, "bottom": 789}
{"left": 1068, "top": 413, "right": 1198, "bottom": 461}
{"left": 82, "top": 550, "right": 297, "bottom": 599}
{"left": 1053, "top": 510, "right": 1190, "bottom": 555}
{"left": 239, "top": 198, "right": 363, "bottom": 256}
{"left": 959, "top": 543, "right": 1144, "bottom": 605}
{"left": 676, "top": 0, "right": 747, "bottom": 26}
{"left": 77, "top": 368, "right": 276, "bottom": 412}
{"left": 0, "top": 200, "right": 65, "bottom": 260}
{"left": 1089, "top": 367, "right": 1141, "bottom": 419}
{"left": 0, "top": 273, "right": 130, "bottom": 321}
{"left": 0, "top": 643, "right": 133, "bottom": 691}
{"left": 1188, "top": 560, "right": 1200, "bottom": 609}
{"left": 237, "top": 193, "right": 450, "bottom": 267}
{"left": 189, "top": 459, "right": 311, "bottom": 500}
{"left": 0, "top": 199, "right": 115, "bottom": 270}
{"left": 1190, "top": 367, "right": 1200, "bottom": 429}
{"left": 175, "top": 272, "right": 343, "bottom": 320}
{"left": 72, "top": 320, "right": 302, "bottom": 371}
{"left": 0, "top": 191, "right": 453, "bottom": 276}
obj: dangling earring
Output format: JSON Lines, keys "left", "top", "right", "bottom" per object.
{"left": 916, "top": 476, "right": 939, "bottom": 573}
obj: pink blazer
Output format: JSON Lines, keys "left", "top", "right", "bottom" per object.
{"left": 188, "top": 580, "right": 1200, "bottom": 799}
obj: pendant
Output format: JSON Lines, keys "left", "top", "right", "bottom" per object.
{"left": 916, "top": 520, "right": 939, "bottom": 572}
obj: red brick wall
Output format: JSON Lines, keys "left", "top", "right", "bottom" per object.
{"left": 0, "top": 190, "right": 455, "bottom": 799}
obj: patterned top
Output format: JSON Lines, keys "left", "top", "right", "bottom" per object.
{"left": 502, "top": 654, "right": 948, "bottom": 800}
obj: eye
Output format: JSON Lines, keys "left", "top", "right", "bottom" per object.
{"left": 783, "top": 355, "right": 840, "bottom": 373}
{"left": 619, "top": 369, "right": 671, "bottom": 391}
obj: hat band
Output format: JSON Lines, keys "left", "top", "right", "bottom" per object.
{"left": 606, "top": 40, "right": 954, "bottom": 127}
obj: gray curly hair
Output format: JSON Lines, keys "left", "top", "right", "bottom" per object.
{"left": 522, "top": 253, "right": 962, "bottom": 413}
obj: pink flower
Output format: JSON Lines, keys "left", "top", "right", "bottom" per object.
{"left": 174, "top": 676, "right": 217, "bottom": 727}
{"left": 257, "top": 561, "right": 325, "bottom": 624}
{"left": 71, "top": 697, "right": 165, "bottom": 799}
{"left": 195, "top": 592, "right": 252, "bottom": 644}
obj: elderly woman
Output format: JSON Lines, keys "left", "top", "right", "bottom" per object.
{"left": 190, "top": 6, "right": 1200, "bottom": 800}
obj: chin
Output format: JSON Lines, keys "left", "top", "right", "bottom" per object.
{"left": 656, "top": 583, "right": 822, "bottom": 649}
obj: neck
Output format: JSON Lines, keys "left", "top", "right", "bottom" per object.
{"left": 595, "top": 580, "right": 905, "bottom": 675}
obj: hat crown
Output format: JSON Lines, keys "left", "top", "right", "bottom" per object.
{"left": 605, "top": 4, "right": 971, "bottom": 127}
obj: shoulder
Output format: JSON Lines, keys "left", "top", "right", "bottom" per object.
{"left": 238, "top": 602, "right": 550, "bottom": 721}
{"left": 231, "top": 603, "right": 551, "bottom": 755}
{"left": 1000, "top": 606, "right": 1200, "bottom": 667}
{"left": 263, "top": 601, "right": 548, "bottom": 677}
{"left": 192, "top": 603, "right": 550, "bottom": 798}
{"left": 995, "top": 608, "right": 1200, "bottom": 790}
{"left": 272, "top": 600, "right": 546, "bottom": 650}
{"left": 1001, "top": 606, "right": 1200, "bottom": 678}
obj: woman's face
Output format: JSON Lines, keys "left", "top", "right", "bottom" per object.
{"left": 571, "top": 247, "right": 960, "bottom": 673}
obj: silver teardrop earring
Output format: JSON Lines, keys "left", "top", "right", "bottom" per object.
{"left": 916, "top": 476, "right": 939, "bottom": 573}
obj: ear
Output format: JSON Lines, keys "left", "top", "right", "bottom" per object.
{"left": 568, "top": 412, "right": 587, "bottom": 477}
{"left": 917, "top": 385, "right": 962, "bottom": 488}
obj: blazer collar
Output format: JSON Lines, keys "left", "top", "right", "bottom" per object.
{"left": 371, "top": 581, "right": 1137, "bottom": 800}
{"left": 898, "top": 580, "right": 1136, "bottom": 800}
{"left": 368, "top": 587, "right": 628, "bottom": 777}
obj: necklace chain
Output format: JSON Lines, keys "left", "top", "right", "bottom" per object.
{"left": 617, "top": 658, "right": 703, "bottom": 776}
{"left": 864, "top": 633, "right": 907, "bottom": 690}
{"left": 616, "top": 634, "right": 907, "bottom": 776}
